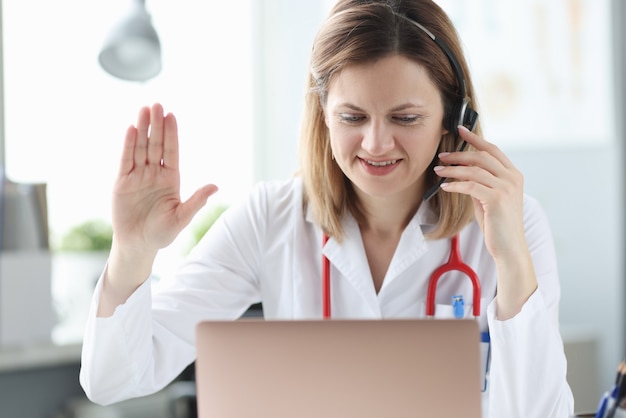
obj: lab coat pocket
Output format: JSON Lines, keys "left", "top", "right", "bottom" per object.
{"left": 424, "top": 302, "right": 473, "bottom": 319}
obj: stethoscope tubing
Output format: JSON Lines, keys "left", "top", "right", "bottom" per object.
{"left": 321, "top": 233, "right": 481, "bottom": 320}
{"left": 322, "top": 234, "right": 332, "bottom": 319}
{"left": 425, "top": 235, "right": 481, "bottom": 318}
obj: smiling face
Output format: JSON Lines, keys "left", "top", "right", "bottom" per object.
{"left": 324, "top": 54, "right": 447, "bottom": 204}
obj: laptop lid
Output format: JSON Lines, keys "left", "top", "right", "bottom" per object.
{"left": 195, "top": 319, "right": 482, "bottom": 418}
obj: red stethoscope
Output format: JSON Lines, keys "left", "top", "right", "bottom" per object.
{"left": 323, "top": 232, "right": 491, "bottom": 393}
{"left": 321, "top": 233, "right": 482, "bottom": 319}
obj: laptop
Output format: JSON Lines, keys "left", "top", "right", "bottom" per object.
{"left": 195, "top": 319, "right": 482, "bottom": 418}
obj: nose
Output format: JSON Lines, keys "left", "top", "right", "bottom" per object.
{"left": 361, "top": 120, "right": 395, "bottom": 156}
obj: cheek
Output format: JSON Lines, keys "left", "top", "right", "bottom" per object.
{"left": 328, "top": 125, "right": 361, "bottom": 156}
{"left": 403, "top": 132, "right": 441, "bottom": 165}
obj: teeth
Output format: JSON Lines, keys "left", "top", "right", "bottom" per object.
{"left": 367, "top": 159, "right": 397, "bottom": 167}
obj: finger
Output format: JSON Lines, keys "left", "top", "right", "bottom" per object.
{"left": 162, "top": 112, "right": 179, "bottom": 170}
{"left": 438, "top": 148, "right": 505, "bottom": 179}
{"left": 134, "top": 106, "right": 151, "bottom": 167}
{"left": 148, "top": 103, "right": 165, "bottom": 166}
{"left": 440, "top": 179, "right": 493, "bottom": 203}
{"left": 119, "top": 125, "right": 137, "bottom": 176}
{"left": 438, "top": 163, "right": 523, "bottom": 206}
{"left": 457, "top": 125, "right": 515, "bottom": 169}
{"left": 177, "top": 184, "right": 219, "bottom": 227}
{"left": 434, "top": 164, "right": 499, "bottom": 190}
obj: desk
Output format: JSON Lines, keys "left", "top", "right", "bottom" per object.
{"left": 0, "top": 343, "right": 84, "bottom": 418}
{"left": 0, "top": 342, "right": 81, "bottom": 373}
{"left": 0, "top": 272, "right": 85, "bottom": 418}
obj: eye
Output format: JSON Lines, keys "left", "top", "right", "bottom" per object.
{"left": 338, "top": 113, "right": 366, "bottom": 124}
{"left": 392, "top": 114, "right": 420, "bottom": 124}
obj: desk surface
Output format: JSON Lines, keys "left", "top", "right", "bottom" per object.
{"left": 0, "top": 342, "right": 81, "bottom": 373}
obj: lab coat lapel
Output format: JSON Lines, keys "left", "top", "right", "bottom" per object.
{"left": 380, "top": 217, "right": 429, "bottom": 290}
{"left": 322, "top": 216, "right": 381, "bottom": 317}
{"left": 314, "top": 201, "right": 437, "bottom": 316}
{"left": 378, "top": 202, "right": 436, "bottom": 292}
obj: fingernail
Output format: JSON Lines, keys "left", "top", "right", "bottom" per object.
{"left": 438, "top": 152, "right": 451, "bottom": 158}
{"left": 458, "top": 125, "right": 469, "bottom": 133}
{"left": 433, "top": 165, "right": 445, "bottom": 172}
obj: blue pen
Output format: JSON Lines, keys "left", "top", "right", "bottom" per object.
{"left": 597, "top": 387, "right": 618, "bottom": 418}
{"left": 596, "top": 394, "right": 609, "bottom": 418}
{"left": 607, "top": 361, "right": 626, "bottom": 418}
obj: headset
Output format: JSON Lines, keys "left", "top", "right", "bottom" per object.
{"left": 395, "top": 14, "right": 479, "bottom": 201}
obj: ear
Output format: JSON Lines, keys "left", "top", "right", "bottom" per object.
{"left": 441, "top": 111, "right": 450, "bottom": 135}
{"left": 440, "top": 122, "right": 449, "bottom": 136}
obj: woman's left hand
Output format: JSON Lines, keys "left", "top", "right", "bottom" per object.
{"left": 434, "top": 125, "right": 525, "bottom": 261}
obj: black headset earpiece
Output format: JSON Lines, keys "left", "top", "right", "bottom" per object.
{"left": 453, "top": 97, "right": 479, "bottom": 134}
{"left": 395, "top": 15, "right": 480, "bottom": 201}
{"left": 446, "top": 98, "right": 476, "bottom": 136}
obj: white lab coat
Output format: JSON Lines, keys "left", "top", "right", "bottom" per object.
{"left": 80, "top": 177, "right": 574, "bottom": 417}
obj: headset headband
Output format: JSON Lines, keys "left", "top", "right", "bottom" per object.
{"left": 403, "top": 19, "right": 467, "bottom": 99}
{"left": 393, "top": 12, "right": 478, "bottom": 132}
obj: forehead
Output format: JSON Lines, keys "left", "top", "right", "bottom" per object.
{"left": 327, "top": 55, "right": 442, "bottom": 108}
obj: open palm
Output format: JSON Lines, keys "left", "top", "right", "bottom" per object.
{"left": 112, "top": 103, "right": 218, "bottom": 256}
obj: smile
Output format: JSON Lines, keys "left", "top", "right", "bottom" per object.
{"left": 366, "top": 159, "right": 398, "bottom": 167}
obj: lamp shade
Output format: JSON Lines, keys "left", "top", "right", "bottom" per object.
{"left": 98, "top": 1, "right": 162, "bottom": 82}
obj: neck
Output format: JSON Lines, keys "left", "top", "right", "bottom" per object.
{"left": 356, "top": 190, "right": 421, "bottom": 238}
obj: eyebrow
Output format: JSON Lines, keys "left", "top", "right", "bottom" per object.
{"left": 335, "top": 102, "right": 427, "bottom": 112}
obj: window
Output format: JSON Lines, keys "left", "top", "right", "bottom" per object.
{"left": 3, "top": 0, "right": 255, "bottom": 276}
{"left": 2, "top": 0, "right": 258, "bottom": 343}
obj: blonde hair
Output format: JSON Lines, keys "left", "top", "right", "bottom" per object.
{"left": 299, "top": 0, "right": 480, "bottom": 241}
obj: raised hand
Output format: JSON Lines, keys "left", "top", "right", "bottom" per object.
{"left": 99, "top": 103, "right": 217, "bottom": 317}
{"left": 113, "top": 103, "right": 218, "bottom": 256}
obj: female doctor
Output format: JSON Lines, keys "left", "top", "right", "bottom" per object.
{"left": 79, "top": 0, "right": 574, "bottom": 416}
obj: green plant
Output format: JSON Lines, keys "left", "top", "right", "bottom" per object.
{"left": 186, "top": 204, "right": 228, "bottom": 253}
{"left": 59, "top": 219, "right": 113, "bottom": 252}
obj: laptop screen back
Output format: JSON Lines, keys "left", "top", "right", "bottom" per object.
{"left": 195, "top": 319, "right": 482, "bottom": 418}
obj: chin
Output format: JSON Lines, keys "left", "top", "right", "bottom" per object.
{"left": 353, "top": 176, "right": 422, "bottom": 202}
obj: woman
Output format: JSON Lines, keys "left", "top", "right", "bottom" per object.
{"left": 80, "top": 0, "right": 574, "bottom": 416}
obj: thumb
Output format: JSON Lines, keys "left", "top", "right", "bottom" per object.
{"left": 178, "top": 184, "right": 219, "bottom": 227}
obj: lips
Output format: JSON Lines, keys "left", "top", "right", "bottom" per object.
{"left": 358, "top": 157, "right": 401, "bottom": 175}
{"left": 365, "top": 159, "right": 398, "bottom": 167}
